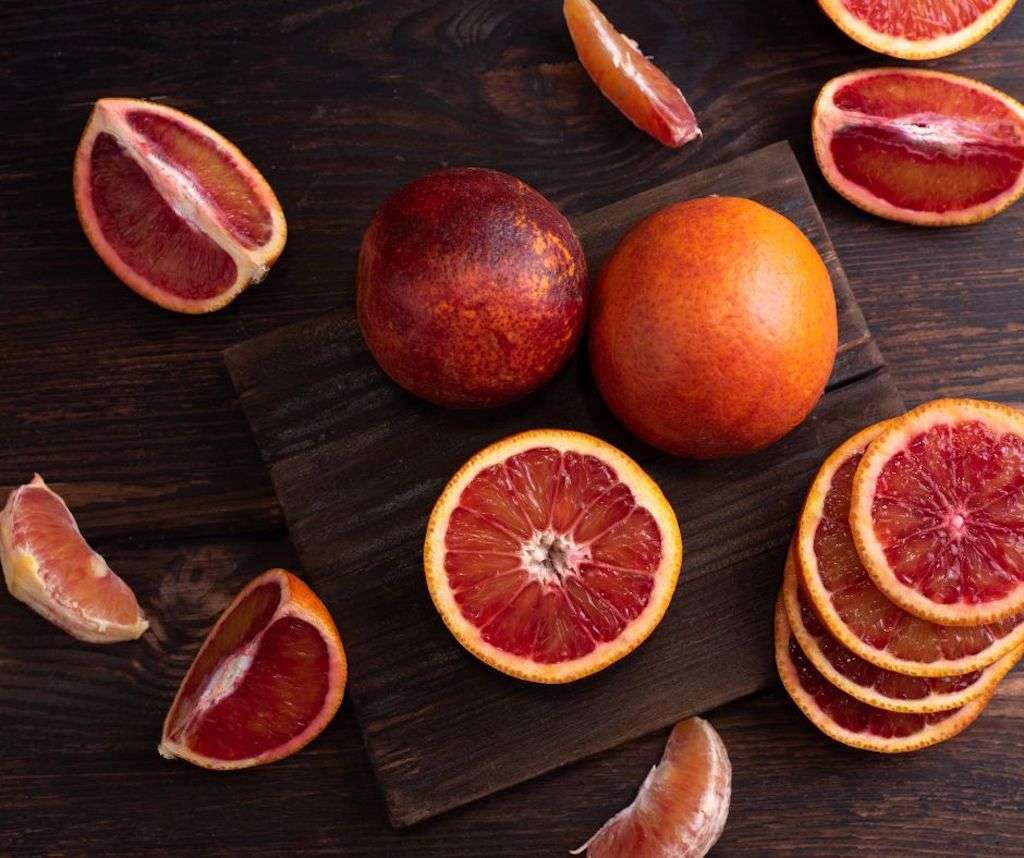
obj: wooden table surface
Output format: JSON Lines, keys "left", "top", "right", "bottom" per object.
{"left": 2, "top": 1, "right": 1023, "bottom": 855}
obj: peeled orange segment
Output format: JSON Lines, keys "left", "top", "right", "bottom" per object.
{"left": 783, "top": 549, "right": 1020, "bottom": 713}
{"left": 159, "top": 569, "right": 345, "bottom": 769}
{"left": 775, "top": 596, "right": 991, "bottom": 753}
{"left": 424, "top": 429, "right": 683, "bottom": 684}
{"left": 572, "top": 717, "right": 730, "bottom": 858}
{"left": 813, "top": 69, "right": 1024, "bottom": 226}
{"left": 818, "top": 0, "right": 1018, "bottom": 59}
{"left": 850, "top": 399, "right": 1024, "bottom": 628}
{"left": 798, "top": 421, "right": 1024, "bottom": 676}
{"left": 0, "top": 475, "right": 147, "bottom": 643}
{"left": 563, "top": 0, "right": 701, "bottom": 148}
{"left": 74, "top": 98, "right": 286, "bottom": 314}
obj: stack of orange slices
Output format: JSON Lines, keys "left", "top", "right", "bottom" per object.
{"left": 776, "top": 398, "right": 1024, "bottom": 752}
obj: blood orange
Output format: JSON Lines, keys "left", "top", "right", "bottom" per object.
{"left": 74, "top": 98, "right": 286, "bottom": 313}
{"left": 775, "top": 596, "right": 991, "bottom": 752}
{"left": 783, "top": 549, "right": 1021, "bottom": 713}
{"left": 851, "top": 398, "right": 1024, "bottom": 626}
{"left": 159, "top": 569, "right": 345, "bottom": 769}
{"left": 424, "top": 430, "right": 683, "bottom": 683}
{"left": 0, "top": 475, "right": 147, "bottom": 643}
{"left": 813, "top": 69, "right": 1024, "bottom": 226}
{"left": 797, "top": 421, "right": 1024, "bottom": 675}
{"left": 563, "top": 0, "right": 701, "bottom": 148}
{"left": 572, "top": 717, "right": 731, "bottom": 858}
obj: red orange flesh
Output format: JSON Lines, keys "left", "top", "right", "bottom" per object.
{"left": 564, "top": 0, "right": 700, "bottom": 148}
{"left": 159, "top": 569, "right": 345, "bottom": 769}
{"left": 74, "top": 98, "right": 286, "bottom": 313}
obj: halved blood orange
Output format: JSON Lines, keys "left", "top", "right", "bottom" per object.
{"left": 813, "top": 68, "right": 1024, "bottom": 226}
{"left": 563, "top": 0, "right": 701, "bottom": 148}
{"left": 74, "top": 98, "right": 286, "bottom": 313}
{"left": 571, "top": 717, "right": 731, "bottom": 858}
{"left": 424, "top": 429, "right": 683, "bottom": 683}
{"left": 851, "top": 398, "right": 1024, "bottom": 627}
{"left": 0, "top": 474, "right": 147, "bottom": 643}
{"left": 159, "top": 569, "right": 345, "bottom": 769}
{"left": 783, "top": 548, "right": 1021, "bottom": 713}
{"left": 818, "top": 0, "right": 1018, "bottom": 59}
{"left": 798, "top": 421, "right": 1024, "bottom": 676}
{"left": 775, "top": 596, "right": 991, "bottom": 752}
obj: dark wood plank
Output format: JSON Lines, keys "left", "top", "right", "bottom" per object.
{"left": 225, "top": 144, "right": 904, "bottom": 826}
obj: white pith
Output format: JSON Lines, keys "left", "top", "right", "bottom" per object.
{"left": 521, "top": 529, "right": 591, "bottom": 585}
{"left": 812, "top": 69, "right": 1024, "bottom": 226}
{"left": 424, "top": 430, "right": 683, "bottom": 684}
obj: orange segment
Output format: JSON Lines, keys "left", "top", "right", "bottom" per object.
{"left": 851, "top": 398, "right": 1024, "bottom": 626}
{"left": 159, "top": 569, "right": 345, "bottom": 769}
{"left": 0, "top": 475, "right": 147, "bottom": 643}
{"left": 775, "top": 595, "right": 992, "bottom": 753}
{"left": 818, "top": 0, "right": 1018, "bottom": 59}
{"left": 425, "top": 429, "right": 683, "bottom": 683}
{"left": 572, "top": 717, "right": 731, "bottom": 858}
{"left": 74, "top": 98, "right": 286, "bottom": 314}
{"left": 797, "top": 421, "right": 1024, "bottom": 675}
{"left": 563, "top": 0, "right": 700, "bottom": 148}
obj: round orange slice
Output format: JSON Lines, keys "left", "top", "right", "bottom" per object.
{"left": 797, "top": 421, "right": 1024, "bottom": 675}
{"left": 783, "top": 548, "right": 1020, "bottom": 713}
{"left": 851, "top": 399, "right": 1024, "bottom": 626}
{"left": 424, "top": 429, "right": 683, "bottom": 683}
{"left": 74, "top": 98, "right": 286, "bottom": 314}
{"left": 775, "top": 595, "right": 991, "bottom": 753}
{"left": 0, "top": 474, "right": 147, "bottom": 643}
{"left": 817, "top": 0, "right": 1018, "bottom": 60}
{"left": 159, "top": 569, "right": 345, "bottom": 769}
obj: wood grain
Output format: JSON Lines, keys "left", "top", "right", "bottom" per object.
{"left": 2, "top": 0, "right": 1023, "bottom": 853}
{"left": 225, "top": 143, "right": 904, "bottom": 827}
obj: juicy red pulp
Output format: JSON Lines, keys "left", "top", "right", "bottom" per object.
{"left": 872, "top": 420, "right": 1024, "bottom": 605}
{"left": 841, "top": 0, "right": 1000, "bottom": 40}
{"left": 444, "top": 447, "right": 663, "bottom": 663}
{"left": 165, "top": 581, "right": 330, "bottom": 761}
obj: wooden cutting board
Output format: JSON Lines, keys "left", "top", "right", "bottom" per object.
{"left": 224, "top": 141, "right": 904, "bottom": 828}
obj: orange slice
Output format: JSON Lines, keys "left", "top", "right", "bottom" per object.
{"left": 0, "top": 474, "right": 147, "bottom": 643}
{"left": 572, "top": 717, "right": 731, "bottom": 858}
{"left": 797, "top": 421, "right": 1024, "bottom": 675}
{"left": 775, "top": 595, "right": 991, "bottom": 753}
{"left": 424, "top": 429, "right": 683, "bottom": 683}
{"left": 159, "top": 569, "right": 345, "bottom": 769}
{"left": 817, "top": 0, "right": 1018, "bottom": 59}
{"left": 783, "top": 548, "right": 1021, "bottom": 713}
{"left": 851, "top": 399, "right": 1024, "bottom": 626}
{"left": 74, "top": 98, "right": 286, "bottom": 313}
{"left": 563, "top": 0, "right": 701, "bottom": 148}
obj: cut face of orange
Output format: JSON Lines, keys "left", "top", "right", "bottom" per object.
{"left": 74, "top": 98, "right": 286, "bottom": 313}
{"left": 572, "top": 717, "right": 730, "bottom": 858}
{"left": 817, "top": 0, "right": 1018, "bottom": 59}
{"left": 424, "top": 429, "right": 683, "bottom": 683}
{"left": 159, "top": 569, "right": 345, "bottom": 769}
{"left": 0, "top": 475, "right": 147, "bottom": 643}
{"left": 852, "top": 399, "right": 1024, "bottom": 626}
{"left": 563, "top": 0, "right": 701, "bottom": 148}
{"left": 798, "top": 421, "right": 1024, "bottom": 675}
{"left": 775, "top": 596, "right": 991, "bottom": 753}
{"left": 783, "top": 549, "right": 1020, "bottom": 713}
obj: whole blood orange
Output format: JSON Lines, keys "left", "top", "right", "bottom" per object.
{"left": 424, "top": 429, "right": 682, "bottom": 683}
{"left": 1, "top": 475, "right": 148, "bottom": 643}
{"left": 357, "top": 168, "right": 587, "bottom": 409}
{"left": 589, "top": 197, "right": 837, "bottom": 459}
{"left": 572, "top": 718, "right": 731, "bottom": 858}
{"left": 818, "top": 0, "right": 1018, "bottom": 59}
{"left": 851, "top": 398, "right": 1024, "bottom": 626}
{"left": 813, "top": 69, "right": 1024, "bottom": 226}
{"left": 74, "top": 98, "right": 286, "bottom": 313}
{"left": 159, "top": 569, "right": 345, "bottom": 769}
